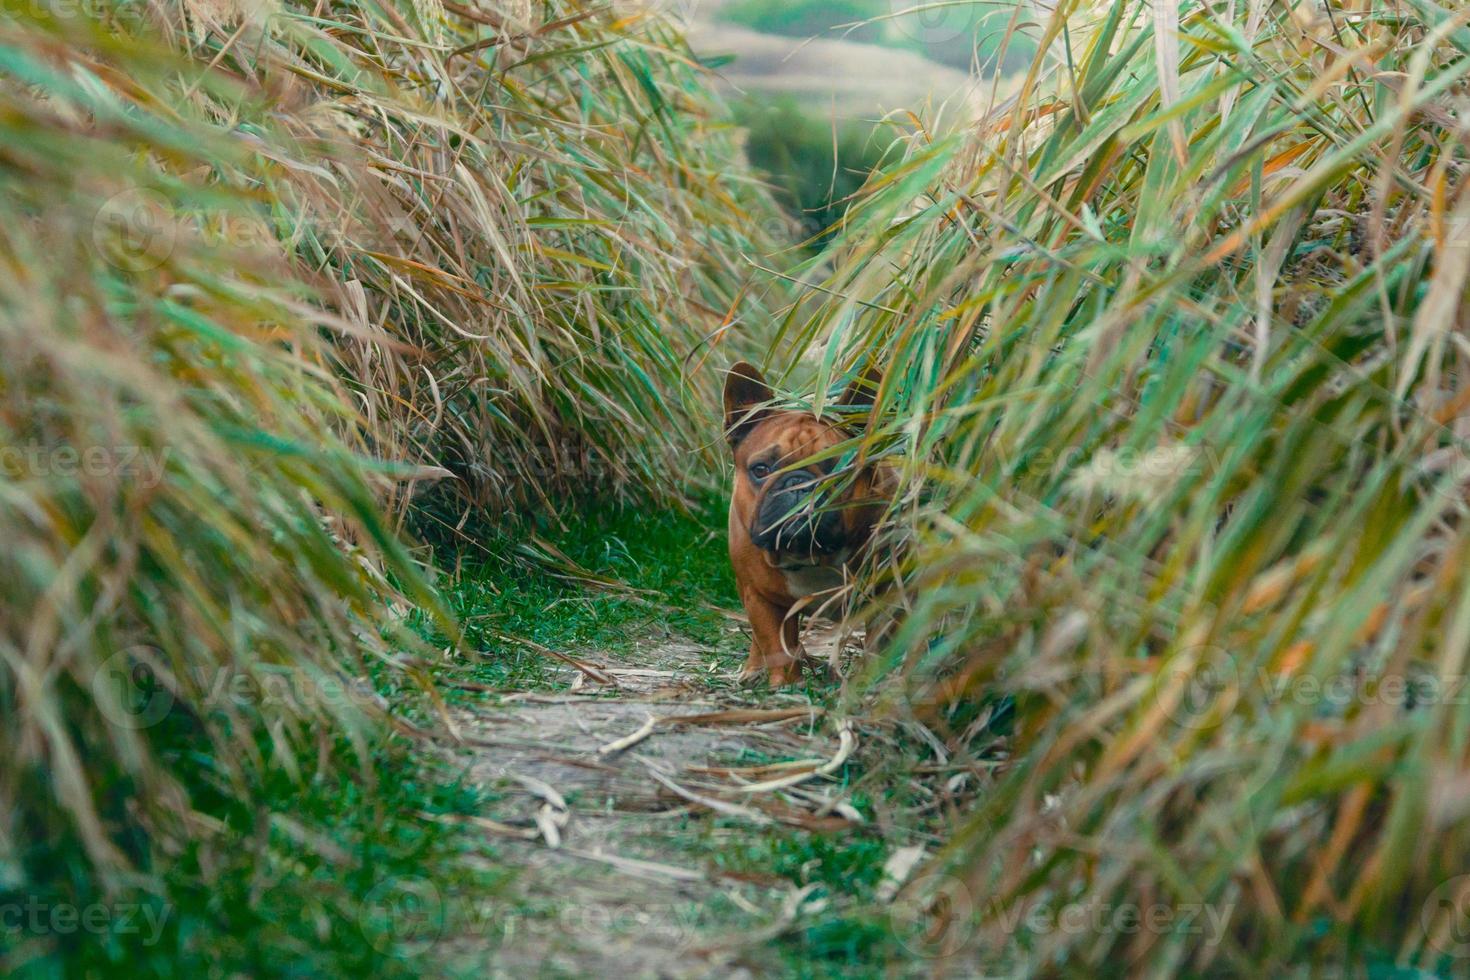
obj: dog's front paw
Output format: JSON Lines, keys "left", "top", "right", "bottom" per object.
{"left": 766, "top": 659, "right": 801, "bottom": 687}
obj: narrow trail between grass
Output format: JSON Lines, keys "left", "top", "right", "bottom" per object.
{"left": 381, "top": 508, "right": 986, "bottom": 976}
{"left": 427, "top": 627, "right": 879, "bottom": 977}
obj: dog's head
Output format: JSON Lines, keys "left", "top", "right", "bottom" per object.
{"left": 723, "top": 361, "right": 884, "bottom": 566}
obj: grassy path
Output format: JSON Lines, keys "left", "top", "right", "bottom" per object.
{"left": 386, "top": 506, "right": 986, "bottom": 977}
{"left": 433, "top": 635, "right": 850, "bottom": 975}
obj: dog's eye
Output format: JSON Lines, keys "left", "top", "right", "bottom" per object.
{"left": 749, "top": 462, "right": 771, "bottom": 480}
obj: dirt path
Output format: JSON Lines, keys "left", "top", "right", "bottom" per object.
{"left": 407, "top": 627, "right": 919, "bottom": 977}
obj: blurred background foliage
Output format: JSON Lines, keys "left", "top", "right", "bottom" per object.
{"left": 717, "top": 0, "right": 1037, "bottom": 73}
{"left": 733, "top": 97, "right": 894, "bottom": 249}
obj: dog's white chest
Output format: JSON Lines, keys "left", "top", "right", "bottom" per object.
{"left": 780, "top": 562, "right": 847, "bottom": 599}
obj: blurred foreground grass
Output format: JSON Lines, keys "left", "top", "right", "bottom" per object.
{"left": 12, "top": 0, "right": 1470, "bottom": 973}
{"left": 0, "top": 0, "right": 784, "bottom": 973}
{"left": 777, "top": 0, "right": 1470, "bottom": 971}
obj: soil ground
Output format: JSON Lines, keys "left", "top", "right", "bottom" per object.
{"left": 425, "top": 630, "right": 897, "bottom": 977}
{"left": 384, "top": 506, "right": 1003, "bottom": 977}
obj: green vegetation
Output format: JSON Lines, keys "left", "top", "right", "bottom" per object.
{"left": 736, "top": 99, "right": 896, "bottom": 248}
{"left": 700, "top": 821, "right": 888, "bottom": 896}
{"left": 11, "top": 0, "right": 1470, "bottom": 974}
{"left": 419, "top": 502, "right": 742, "bottom": 691}
{"left": 0, "top": 0, "right": 783, "bottom": 974}
{"left": 718, "top": 0, "right": 1037, "bottom": 73}
{"left": 687, "top": 822, "right": 903, "bottom": 976}
{"left": 779, "top": 0, "right": 1470, "bottom": 971}
{"left": 25, "top": 740, "right": 506, "bottom": 978}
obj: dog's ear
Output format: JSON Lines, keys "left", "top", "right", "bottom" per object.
{"left": 837, "top": 363, "right": 882, "bottom": 409}
{"left": 723, "top": 361, "right": 774, "bottom": 447}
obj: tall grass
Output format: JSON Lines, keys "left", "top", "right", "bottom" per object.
{"left": 0, "top": 16, "right": 453, "bottom": 970}
{"left": 234, "top": 0, "right": 788, "bottom": 518}
{"left": 0, "top": 0, "right": 781, "bottom": 970}
{"left": 787, "top": 0, "right": 1470, "bottom": 970}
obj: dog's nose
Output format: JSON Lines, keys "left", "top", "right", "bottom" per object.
{"left": 751, "top": 469, "right": 844, "bottom": 555}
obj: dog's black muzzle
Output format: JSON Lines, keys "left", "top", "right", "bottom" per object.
{"left": 751, "top": 471, "right": 845, "bottom": 557}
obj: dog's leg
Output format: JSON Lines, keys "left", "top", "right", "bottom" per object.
{"left": 737, "top": 583, "right": 775, "bottom": 682}
{"left": 739, "top": 590, "right": 799, "bottom": 686}
{"left": 769, "top": 609, "right": 803, "bottom": 687}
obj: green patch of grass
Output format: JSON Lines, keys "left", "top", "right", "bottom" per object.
{"left": 7, "top": 733, "right": 505, "bottom": 978}
{"left": 414, "top": 499, "right": 744, "bottom": 691}
{"left": 777, "top": 913, "right": 903, "bottom": 979}
{"left": 653, "top": 817, "right": 920, "bottom": 977}
{"left": 708, "top": 825, "right": 889, "bottom": 899}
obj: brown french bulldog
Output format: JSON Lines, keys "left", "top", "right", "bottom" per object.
{"left": 723, "top": 361, "right": 891, "bottom": 685}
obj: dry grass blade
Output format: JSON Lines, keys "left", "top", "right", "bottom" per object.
{"left": 641, "top": 761, "right": 776, "bottom": 827}
{"left": 732, "top": 721, "right": 855, "bottom": 794}
{"left": 560, "top": 846, "right": 708, "bottom": 883}
{"left": 597, "top": 713, "right": 659, "bottom": 755}
{"left": 488, "top": 633, "right": 620, "bottom": 687}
